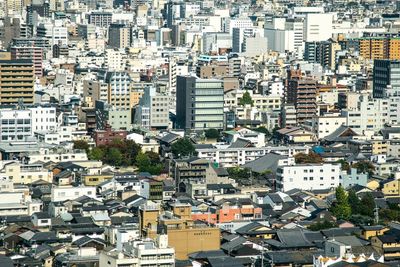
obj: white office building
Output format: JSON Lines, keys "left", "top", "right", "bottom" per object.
{"left": 196, "top": 145, "right": 310, "bottom": 167}
{"left": 99, "top": 235, "right": 175, "bottom": 267}
{"left": 341, "top": 94, "right": 390, "bottom": 134}
{"left": 304, "top": 13, "right": 334, "bottom": 42}
{"left": 37, "top": 20, "right": 68, "bottom": 46}
{"left": 310, "top": 114, "right": 347, "bottom": 139}
{"left": 134, "top": 86, "right": 170, "bottom": 130}
{"left": 276, "top": 163, "right": 341, "bottom": 192}
{"left": 51, "top": 186, "right": 97, "bottom": 202}
{"left": 0, "top": 106, "right": 57, "bottom": 141}
{"left": 264, "top": 17, "right": 304, "bottom": 56}
{"left": 227, "top": 17, "right": 254, "bottom": 34}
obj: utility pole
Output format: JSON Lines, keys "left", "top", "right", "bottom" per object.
{"left": 261, "top": 244, "right": 264, "bottom": 267}
{"left": 374, "top": 203, "right": 379, "bottom": 224}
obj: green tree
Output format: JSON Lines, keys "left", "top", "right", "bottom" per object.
{"left": 239, "top": 91, "right": 254, "bottom": 106}
{"left": 106, "top": 147, "right": 123, "bottom": 166}
{"left": 120, "top": 139, "right": 142, "bottom": 166}
{"left": 204, "top": 129, "right": 220, "bottom": 139}
{"left": 348, "top": 189, "right": 361, "bottom": 214}
{"left": 89, "top": 147, "right": 105, "bottom": 160}
{"left": 73, "top": 140, "right": 90, "bottom": 152}
{"left": 135, "top": 152, "right": 163, "bottom": 175}
{"left": 145, "top": 151, "right": 161, "bottom": 164}
{"left": 379, "top": 208, "right": 400, "bottom": 222}
{"left": 352, "top": 161, "right": 375, "bottom": 176}
{"left": 308, "top": 220, "right": 337, "bottom": 231}
{"left": 337, "top": 159, "right": 350, "bottom": 172}
{"left": 88, "top": 140, "right": 141, "bottom": 166}
{"left": 171, "top": 138, "right": 196, "bottom": 158}
{"left": 294, "top": 152, "right": 324, "bottom": 164}
{"left": 331, "top": 185, "right": 351, "bottom": 220}
{"left": 349, "top": 214, "right": 374, "bottom": 225}
{"left": 146, "top": 164, "right": 164, "bottom": 175}
{"left": 360, "top": 193, "right": 375, "bottom": 217}
{"left": 227, "top": 166, "right": 251, "bottom": 181}
{"left": 136, "top": 152, "right": 150, "bottom": 169}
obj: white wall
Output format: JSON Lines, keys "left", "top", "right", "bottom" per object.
{"left": 304, "top": 13, "right": 334, "bottom": 42}
{"left": 277, "top": 164, "right": 341, "bottom": 192}
{"left": 51, "top": 186, "right": 96, "bottom": 202}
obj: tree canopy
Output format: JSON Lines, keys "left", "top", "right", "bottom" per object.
{"left": 171, "top": 138, "right": 196, "bottom": 158}
{"left": 333, "top": 188, "right": 376, "bottom": 223}
{"left": 88, "top": 139, "right": 141, "bottom": 167}
{"left": 331, "top": 185, "right": 351, "bottom": 220}
{"left": 352, "top": 161, "right": 375, "bottom": 176}
{"left": 106, "top": 148, "right": 123, "bottom": 166}
{"left": 337, "top": 159, "right": 350, "bottom": 172}
{"left": 73, "top": 140, "right": 90, "bottom": 152}
{"left": 227, "top": 166, "right": 251, "bottom": 181}
{"left": 204, "top": 129, "right": 220, "bottom": 139}
{"left": 308, "top": 220, "right": 337, "bottom": 231}
{"left": 239, "top": 91, "right": 254, "bottom": 106}
{"left": 294, "top": 152, "right": 324, "bottom": 164}
{"left": 136, "top": 151, "right": 163, "bottom": 175}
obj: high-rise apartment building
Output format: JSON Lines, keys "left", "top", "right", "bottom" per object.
{"left": 286, "top": 69, "right": 317, "bottom": 123}
{"left": 83, "top": 80, "right": 109, "bottom": 107}
{"left": 0, "top": 18, "right": 21, "bottom": 50}
{"left": 104, "top": 71, "right": 132, "bottom": 108}
{"left": 264, "top": 17, "right": 304, "bottom": 56}
{"left": 26, "top": 2, "right": 50, "bottom": 25}
{"left": 108, "top": 24, "right": 131, "bottom": 49}
{"left": 304, "top": 40, "right": 341, "bottom": 70}
{"left": 36, "top": 21, "right": 68, "bottom": 46}
{"left": 359, "top": 37, "right": 400, "bottom": 60}
{"left": 6, "top": 0, "right": 24, "bottom": 15}
{"left": 373, "top": 59, "right": 400, "bottom": 98}
{"left": 11, "top": 46, "right": 43, "bottom": 77}
{"left": 176, "top": 76, "right": 224, "bottom": 131}
{"left": 88, "top": 12, "right": 113, "bottom": 28}
{"left": 134, "top": 86, "right": 170, "bottom": 130}
{"left": 341, "top": 94, "right": 390, "bottom": 134}
{"left": 0, "top": 59, "right": 34, "bottom": 105}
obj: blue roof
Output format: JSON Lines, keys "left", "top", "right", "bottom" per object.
{"left": 312, "top": 146, "right": 325, "bottom": 154}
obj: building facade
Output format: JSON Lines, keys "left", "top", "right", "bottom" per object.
{"left": 176, "top": 76, "right": 224, "bottom": 131}
{"left": 373, "top": 59, "right": 400, "bottom": 98}
{"left": 276, "top": 163, "right": 341, "bottom": 192}
{"left": 0, "top": 59, "right": 34, "bottom": 105}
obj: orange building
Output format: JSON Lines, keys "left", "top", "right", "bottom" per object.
{"left": 359, "top": 37, "right": 400, "bottom": 60}
{"left": 191, "top": 212, "right": 218, "bottom": 224}
{"left": 191, "top": 199, "right": 262, "bottom": 224}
